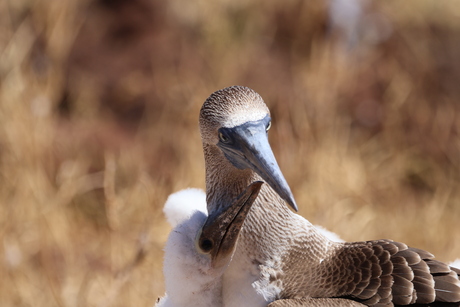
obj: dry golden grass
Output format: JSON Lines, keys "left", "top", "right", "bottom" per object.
{"left": 0, "top": 0, "right": 459, "bottom": 306}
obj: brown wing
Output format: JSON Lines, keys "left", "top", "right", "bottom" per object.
{"left": 268, "top": 298, "right": 366, "bottom": 307}
{"left": 321, "top": 240, "right": 460, "bottom": 306}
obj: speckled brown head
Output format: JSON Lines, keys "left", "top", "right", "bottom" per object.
{"left": 199, "top": 85, "right": 298, "bottom": 211}
{"left": 199, "top": 86, "right": 269, "bottom": 144}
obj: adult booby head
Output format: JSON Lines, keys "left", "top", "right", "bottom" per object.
{"left": 199, "top": 86, "right": 297, "bottom": 212}
{"left": 197, "top": 86, "right": 460, "bottom": 307}
{"left": 157, "top": 181, "right": 263, "bottom": 307}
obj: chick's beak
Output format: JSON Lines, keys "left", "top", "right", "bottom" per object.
{"left": 197, "top": 181, "right": 263, "bottom": 269}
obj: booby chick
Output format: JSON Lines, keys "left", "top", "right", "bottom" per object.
{"left": 199, "top": 85, "right": 460, "bottom": 307}
{"left": 162, "top": 188, "right": 207, "bottom": 228}
{"left": 156, "top": 181, "right": 263, "bottom": 307}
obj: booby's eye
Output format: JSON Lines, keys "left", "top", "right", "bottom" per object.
{"left": 199, "top": 238, "right": 213, "bottom": 253}
{"left": 219, "top": 131, "right": 229, "bottom": 143}
{"left": 266, "top": 121, "right": 271, "bottom": 131}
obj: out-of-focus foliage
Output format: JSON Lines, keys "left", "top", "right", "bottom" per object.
{"left": 0, "top": 0, "right": 459, "bottom": 306}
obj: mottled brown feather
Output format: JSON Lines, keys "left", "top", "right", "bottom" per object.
{"left": 268, "top": 298, "right": 367, "bottom": 306}
{"left": 392, "top": 274, "right": 415, "bottom": 305}
{"left": 312, "top": 239, "right": 460, "bottom": 306}
{"left": 428, "top": 260, "right": 452, "bottom": 274}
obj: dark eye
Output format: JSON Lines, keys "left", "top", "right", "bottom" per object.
{"left": 266, "top": 121, "right": 271, "bottom": 131}
{"left": 200, "top": 238, "right": 213, "bottom": 253}
{"left": 219, "top": 132, "right": 229, "bottom": 143}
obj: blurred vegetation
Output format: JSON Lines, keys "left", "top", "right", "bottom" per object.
{"left": 0, "top": 0, "right": 459, "bottom": 306}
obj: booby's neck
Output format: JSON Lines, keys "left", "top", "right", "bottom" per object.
{"left": 203, "top": 143, "right": 291, "bottom": 216}
{"left": 204, "top": 144, "right": 252, "bottom": 212}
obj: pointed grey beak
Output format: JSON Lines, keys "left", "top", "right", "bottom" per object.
{"left": 217, "top": 115, "right": 298, "bottom": 212}
{"left": 198, "top": 181, "right": 263, "bottom": 269}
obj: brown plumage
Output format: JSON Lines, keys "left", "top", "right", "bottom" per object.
{"left": 199, "top": 85, "right": 460, "bottom": 307}
{"left": 282, "top": 239, "right": 460, "bottom": 306}
{"left": 268, "top": 298, "right": 366, "bottom": 306}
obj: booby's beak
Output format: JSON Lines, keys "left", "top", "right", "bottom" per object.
{"left": 216, "top": 115, "right": 298, "bottom": 212}
{"left": 197, "top": 181, "right": 263, "bottom": 269}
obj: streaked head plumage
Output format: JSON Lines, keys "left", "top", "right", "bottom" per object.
{"left": 199, "top": 86, "right": 269, "bottom": 144}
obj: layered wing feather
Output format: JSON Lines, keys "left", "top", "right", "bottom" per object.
{"left": 268, "top": 298, "right": 366, "bottom": 306}
{"left": 327, "top": 240, "right": 460, "bottom": 306}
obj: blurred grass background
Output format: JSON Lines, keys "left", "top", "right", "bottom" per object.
{"left": 1, "top": 0, "right": 460, "bottom": 306}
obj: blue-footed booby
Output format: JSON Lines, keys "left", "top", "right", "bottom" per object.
{"left": 156, "top": 181, "right": 263, "bottom": 307}
{"left": 199, "top": 85, "right": 460, "bottom": 307}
